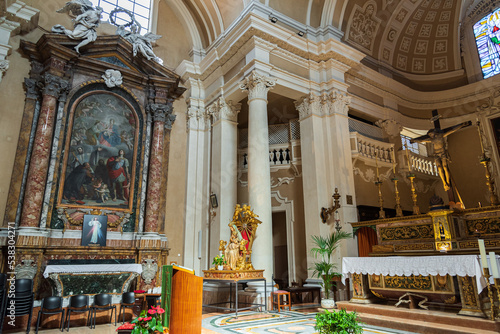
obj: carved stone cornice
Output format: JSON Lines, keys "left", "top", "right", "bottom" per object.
{"left": 38, "top": 73, "right": 69, "bottom": 99}
{"left": 239, "top": 71, "right": 276, "bottom": 102}
{"left": 208, "top": 96, "right": 241, "bottom": 123}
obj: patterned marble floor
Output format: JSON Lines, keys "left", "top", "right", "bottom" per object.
{"left": 4, "top": 309, "right": 417, "bottom": 334}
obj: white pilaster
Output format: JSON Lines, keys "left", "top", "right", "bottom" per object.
{"left": 240, "top": 71, "right": 276, "bottom": 281}
{"left": 295, "top": 93, "right": 330, "bottom": 276}
{"left": 184, "top": 99, "right": 211, "bottom": 273}
{"left": 208, "top": 97, "right": 241, "bottom": 257}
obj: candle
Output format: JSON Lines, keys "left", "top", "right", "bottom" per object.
{"left": 489, "top": 252, "right": 500, "bottom": 278}
{"left": 405, "top": 143, "right": 412, "bottom": 172}
{"left": 478, "top": 239, "right": 488, "bottom": 268}
{"left": 391, "top": 148, "right": 396, "bottom": 174}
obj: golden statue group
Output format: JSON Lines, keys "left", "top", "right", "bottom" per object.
{"left": 203, "top": 204, "right": 264, "bottom": 279}
{"left": 216, "top": 204, "right": 261, "bottom": 271}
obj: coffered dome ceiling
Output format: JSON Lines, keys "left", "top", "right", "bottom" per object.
{"left": 171, "top": 0, "right": 496, "bottom": 90}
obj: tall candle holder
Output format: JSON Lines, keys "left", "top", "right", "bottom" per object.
{"left": 495, "top": 278, "right": 500, "bottom": 313}
{"left": 482, "top": 267, "right": 497, "bottom": 321}
{"left": 391, "top": 147, "right": 403, "bottom": 217}
{"left": 375, "top": 151, "right": 385, "bottom": 219}
{"left": 476, "top": 121, "right": 499, "bottom": 206}
{"left": 405, "top": 144, "right": 420, "bottom": 215}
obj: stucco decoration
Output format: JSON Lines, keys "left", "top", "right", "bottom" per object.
{"left": 102, "top": 69, "right": 123, "bottom": 88}
{"left": 141, "top": 258, "right": 158, "bottom": 284}
{"left": 15, "top": 259, "right": 38, "bottom": 279}
{"left": 111, "top": 8, "right": 163, "bottom": 64}
{"left": 52, "top": 0, "right": 103, "bottom": 53}
{"left": 375, "top": 119, "right": 403, "bottom": 138}
{"left": 346, "top": 1, "right": 381, "bottom": 54}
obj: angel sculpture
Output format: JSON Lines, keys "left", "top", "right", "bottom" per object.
{"left": 52, "top": 0, "right": 103, "bottom": 53}
{"left": 117, "top": 22, "right": 163, "bottom": 64}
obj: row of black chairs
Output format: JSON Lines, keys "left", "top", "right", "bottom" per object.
{"left": 0, "top": 275, "right": 35, "bottom": 334}
{"left": 0, "top": 274, "right": 136, "bottom": 333}
{"left": 36, "top": 292, "right": 137, "bottom": 332}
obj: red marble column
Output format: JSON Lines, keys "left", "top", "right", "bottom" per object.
{"left": 144, "top": 104, "right": 172, "bottom": 233}
{"left": 20, "top": 73, "right": 68, "bottom": 227}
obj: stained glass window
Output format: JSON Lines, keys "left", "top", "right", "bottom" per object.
{"left": 90, "top": 0, "right": 152, "bottom": 32}
{"left": 474, "top": 8, "right": 500, "bottom": 79}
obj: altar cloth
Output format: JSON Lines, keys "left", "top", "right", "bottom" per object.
{"left": 342, "top": 255, "right": 500, "bottom": 292}
{"left": 43, "top": 263, "right": 143, "bottom": 278}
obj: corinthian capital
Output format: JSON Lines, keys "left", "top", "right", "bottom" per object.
{"left": 208, "top": 97, "right": 241, "bottom": 123}
{"left": 239, "top": 71, "right": 276, "bottom": 102}
{"left": 38, "top": 73, "right": 69, "bottom": 98}
{"left": 147, "top": 100, "right": 175, "bottom": 129}
{"left": 294, "top": 93, "right": 321, "bottom": 120}
{"left": 323, "top": 90, "right": 351, "bottom": 115}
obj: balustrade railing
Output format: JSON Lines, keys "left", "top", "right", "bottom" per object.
{"left": 240, "top": 144, "right": 292, "bottom": 169}
{"left": 407, "top": 151, "right": 438, "bottom": 176}
{"left": 350, "top": 132, "right": 394, "bottom": 162}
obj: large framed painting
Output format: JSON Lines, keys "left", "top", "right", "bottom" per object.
{"left": 58, "top": 91, "right": 138, "bottom": 211}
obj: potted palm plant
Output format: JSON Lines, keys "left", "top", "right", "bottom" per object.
{"left": 310, "top": 230, "right": 351, "bottom": 309}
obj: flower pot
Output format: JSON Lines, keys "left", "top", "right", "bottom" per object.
{"left": 321, "top": 298, "right": 335, "bottom": 309}
{"left": 217, "top": 265, "right": 223, "bottom": 270}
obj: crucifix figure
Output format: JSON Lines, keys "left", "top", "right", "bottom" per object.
{"left": 410, "top": 110, "right": 471, "bottom": 193}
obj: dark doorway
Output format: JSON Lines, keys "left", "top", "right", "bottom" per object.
{"left": 272, "top": 211, "right": 288, "bottom": 289}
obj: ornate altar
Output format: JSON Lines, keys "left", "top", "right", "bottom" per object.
{"left": 349, "top": 205, "right": 500, "bottom": 317}
{"left": 203, "top": 204, "right": 263, "bottom": 279}
{"left": 0, "top": 4, "right": 185, "bottom": 300}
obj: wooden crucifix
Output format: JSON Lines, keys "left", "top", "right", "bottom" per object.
{"left": 410, "top": 110, "right": 471, "bottom": 204}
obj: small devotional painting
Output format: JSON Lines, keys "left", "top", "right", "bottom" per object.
{"left": 81, "top": 214, "right": 107, "bottom": 246}
{"left": 59, "top": 92, "right": 138, "bottom": 211}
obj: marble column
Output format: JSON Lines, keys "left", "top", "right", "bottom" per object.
{"left": 144, "top": 102, "right": 173, "bottom": 233}
{"left": 20, "top": 73, "right": 68, "bottom": 228}
{"left": 184, "top": 101, "right": 211, "bottom": 273}
{"left": 3, "top": 78, "right": 39, "bottom": 225}
{"left": 209, "top": 97, "right": 241, "bottom": 256}
{"left": 240, "top": 71, "right": 276, "bottom": 280}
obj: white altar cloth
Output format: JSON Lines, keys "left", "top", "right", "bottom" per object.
{"left": 342, "top": 255, "right": 500, "bottom": 292}
{"left": 43, "top": 264, "right": 142, "bottom": 278}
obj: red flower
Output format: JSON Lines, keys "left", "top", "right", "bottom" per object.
{"left": 157, "top": 308, "right": 165, "bottom": 314}
{"left": 134, "top": 290, "right": 146, "bottom": 294}
{"left": 143, "top": 316, "right": 152, "bottom": 321}
{"left": 147, "top": 309, "right": 157, "bottom": 315}
{"left": 137, "top": 317, "right": 143, "bottom": 321}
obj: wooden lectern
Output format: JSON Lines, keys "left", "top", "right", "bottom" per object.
{"left": 161, "top": 264, "right": 202, "bottom": 333}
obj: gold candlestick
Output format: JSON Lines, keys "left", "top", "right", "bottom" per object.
{"left": 391, "top": 148, "right": 403, "bottom": 217}
{"left": 495, "top": 278, "right": 500, "bottom": 314}
{"left": 405, "top": 144, "right": 420, "bottom": 215}
{"left": 408, "top": 174, "right": 420, "bottom": 215}
{"left": 483, "top": 268, "right": 496, "bottom": 321}
{"left": 375, "top": 152, "right": 385, "bottom": 219}
{"left": 477, "top": 121, "right": 499, "bottom": 206}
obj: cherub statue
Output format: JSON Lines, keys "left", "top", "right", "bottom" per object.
{"left": 218, "top": 240, "right": 227, "bottom": 252}
{"left": 52, "top": 0, "right": 103, "bottom": 53}
{"left": 116, "top": 21, "right": 163, "bottom": 64}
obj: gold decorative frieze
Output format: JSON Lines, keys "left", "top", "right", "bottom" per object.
{"left": 394, "top": 243, "right": 434, "bottom": 251}
{"left": 352, "top": 273, "right": 363, "bottom": 298}
{"left": 384, "top": 275, "right": 432, "bottom": 291}
{"left": 458, "top": 276, "right": 478, "bottom": 308}
{"left": 458, "top": 239, "right": 500, "bottom": 249}
{"left": 379, "top": 223, "right": 434, "bottom": 242}
{"left": 465, "top": 217, "right": 500, "bottom": 236}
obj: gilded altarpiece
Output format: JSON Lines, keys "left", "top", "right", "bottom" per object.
{"left": 1, "top": 34, "right": 185, "bottom": 301}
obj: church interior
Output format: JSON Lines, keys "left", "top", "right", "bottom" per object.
{"left": 1, "top": 0, "right": 500, "bottom": 333}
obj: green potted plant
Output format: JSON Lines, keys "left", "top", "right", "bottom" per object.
{"left": 310, "top": 230, "right": 351, "bottom": 308}
{"left": 212, "top": 254, "right": 226, "bottom": 270}
{"left": 315, "top": 308, "right": 363, "bottom": 334}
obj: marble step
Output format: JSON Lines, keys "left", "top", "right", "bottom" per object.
{"left": 336, "top": 301, "right": 500, "bottom": 333}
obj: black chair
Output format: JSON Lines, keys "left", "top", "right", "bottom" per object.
{"left": 4, "top": 278, "right": 34, "bottom": 334}
{"left": 65, "top": 294, "right": 91, "bottom": 331}
{"left": 35, "top": 296, "right": 65, "bottom": 333}
{"left": 90, "top": 293, "right": 116, "bottom": 329}
{"left": 119, "top": 292, "right": 135, "bottom": 323}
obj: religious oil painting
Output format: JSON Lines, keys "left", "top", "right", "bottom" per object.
{"left": 81, "top": 214, "right": 107, "bottom": 246}
{"left": 59, "top": 92, "right": 138, "bottom": 211}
